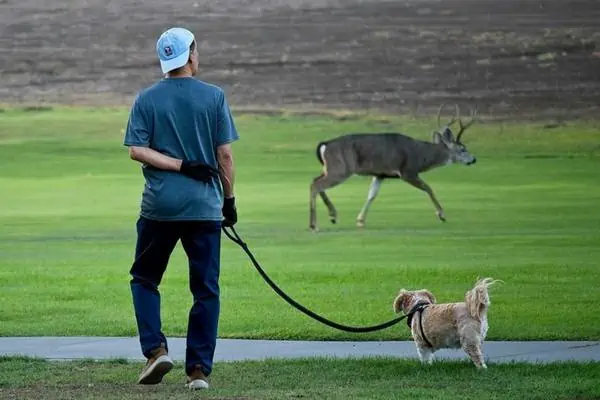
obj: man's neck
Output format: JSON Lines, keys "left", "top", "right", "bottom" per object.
{"left": 166, "top": 68, "right": 193, "bottom": 79}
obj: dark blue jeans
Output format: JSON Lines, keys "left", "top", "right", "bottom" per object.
{"left": 129, "top": 216, "right": 221, "bottom": 376}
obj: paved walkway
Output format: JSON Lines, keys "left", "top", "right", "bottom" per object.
{"left": 1, "top": 337, "right": 599, "bottom": 364}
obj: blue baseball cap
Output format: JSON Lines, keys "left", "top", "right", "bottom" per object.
{"left": 156, "top": 27, "right": 195, "bottom": 74}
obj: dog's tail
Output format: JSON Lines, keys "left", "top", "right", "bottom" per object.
{"left": 464, "top": 278, "right": 502, "bottom": 322}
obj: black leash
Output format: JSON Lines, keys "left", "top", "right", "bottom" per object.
{"left": 222, "top": 226, "right": 407, "bottom": 333}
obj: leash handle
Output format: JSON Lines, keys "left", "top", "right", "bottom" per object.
{"left": 222, "top": 226, "right": 406, "bottom": 333}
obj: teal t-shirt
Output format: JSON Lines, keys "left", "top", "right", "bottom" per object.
{"left": 123, "top": 77, "right": 239, "bottom": 221}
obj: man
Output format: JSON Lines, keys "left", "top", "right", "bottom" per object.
{"left": 123, "top": 26, "right": 239, "bottom": 390}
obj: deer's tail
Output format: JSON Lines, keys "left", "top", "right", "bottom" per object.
{"left": 316, "top": 141, "right": 328, "bottom": 165}
{"left": 464, "top": 277, "right": 502, "bottom": 322}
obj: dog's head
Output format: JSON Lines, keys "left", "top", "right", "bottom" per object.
{"left": 393, "top": 288, "right": 437, "bottom": 314}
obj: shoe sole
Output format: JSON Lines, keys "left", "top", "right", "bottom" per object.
{"left": 138, "top": 355, "right": 174, "bottom": 385}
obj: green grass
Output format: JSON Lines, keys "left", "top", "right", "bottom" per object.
{"left": 1, "top": 357, "right": 599, "bottom": 399}
{"left": 0, "top": 107, "right": 599, "bottom": 340}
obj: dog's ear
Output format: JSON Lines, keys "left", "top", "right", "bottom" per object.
{"left": 393, "top": 289, "right": 409, "bottom": 313}
{"left": 422, "top": 289, "right": 437, "bottom": 304}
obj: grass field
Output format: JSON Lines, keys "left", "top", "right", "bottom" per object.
{"left": 0, "top": 107, "right": 599, "bottom": 340}
{"left": 1, "top": 357, "right": 599, "bottom": 400}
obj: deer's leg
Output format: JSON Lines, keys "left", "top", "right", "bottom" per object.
{"left": 310, "top": 173, "right": 350, "bottom": 231}
{"left": 356, "top": 176, "right": 383, "bottom": 228}
{"left": 402, "top": 176, "right": 446, "bottom": 222}
{"left": 318, "top": 191, "right": 338, "bottom": 224}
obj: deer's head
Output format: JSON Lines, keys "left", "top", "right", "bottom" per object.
{"left": 433, "top": 104, "right": 478, "bottom": 166}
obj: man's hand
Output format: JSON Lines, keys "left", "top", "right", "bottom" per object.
{"left": 180, "top": 161, "right": 219, "bottom": 183}
{"left": 222, "top": 196, "right": 237, "bottom": 227}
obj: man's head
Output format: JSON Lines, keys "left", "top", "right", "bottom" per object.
{"left": 156, "top": 27, "right": 199, "bottom": 77}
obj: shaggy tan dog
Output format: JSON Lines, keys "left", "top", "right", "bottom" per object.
{"left": 393, "top": 277, "right": 501, "bottom": 368}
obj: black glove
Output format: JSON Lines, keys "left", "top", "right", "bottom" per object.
{"left": 180, "top": 161, "right": 219, "bottom": 183}
{"left": 222, "top": 196, "right": 237, "bottom": 227}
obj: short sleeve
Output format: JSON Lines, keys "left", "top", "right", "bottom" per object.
{"left": 215, "top": 90, "right": 240, "bottom": 146}
{"left": 123, "top": 94, "right": 151, "bottom": 147}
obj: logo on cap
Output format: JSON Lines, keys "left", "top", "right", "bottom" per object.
{"left": 163, "top": 46, "right": 173, "bottom": 57}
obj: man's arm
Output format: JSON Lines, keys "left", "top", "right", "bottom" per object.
{"left": 124, "top": 94, "right": 218, "bottom": 182}
{"left": 124, "top": 94, "right": 181, "bottom": 171}
{"left": 128, "top": 146, "right": 182, "bottom": 171}
{"left": 217, "top": 143, "right": 235, "bottom": 198}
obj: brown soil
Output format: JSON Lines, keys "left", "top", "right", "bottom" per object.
{"left": 1, "top": 0, "right": 599, "bottom": 120}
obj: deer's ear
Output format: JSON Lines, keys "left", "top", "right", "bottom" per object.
{"left": 433, "top": 130, "right": 452, "bottom": 145}
{"left": 441, "top": 127, "right": 455, "bottom": 143}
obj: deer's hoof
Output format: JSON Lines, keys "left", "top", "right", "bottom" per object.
{"left": 437, "top": 212, "right": 446, "bottom": 222}
{"left": 356, "top": 220, "right": 365, "bottom": 228}
{"left": 309, "top": 225, "right": 319, "bottom": 233}
{"left": 329, "top": 217, "right": 337, "bottom": 224}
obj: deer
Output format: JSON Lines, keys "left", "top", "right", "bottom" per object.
{"left": 309, "top": 104, "right": 478, "bottom": 231}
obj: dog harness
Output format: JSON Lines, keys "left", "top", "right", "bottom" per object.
{"left": 406, "top": 302, "right": 433, "bottom": 348}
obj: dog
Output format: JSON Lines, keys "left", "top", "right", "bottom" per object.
{"left": 393, "top": 277, "right": 501, "bottom": 369}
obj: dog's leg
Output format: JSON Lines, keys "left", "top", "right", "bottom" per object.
{"left": 461, "top": 339, "right": 486, "bottom": 369}
{"left": 416, "top": 345, "right": 434, "bottom": 365}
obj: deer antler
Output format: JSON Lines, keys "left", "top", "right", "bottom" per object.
{"left": 456, "top": 107, "right": 478, "bottom": 143}
{"left": 436, "top": 104, "right": 443, "bottom": 129}
{"left": 436, "top": 104, "right": 459, "bottom": 130}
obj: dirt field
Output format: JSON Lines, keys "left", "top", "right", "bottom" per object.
{"left": 1, "top": 0, "right": 599, "bottom": 119}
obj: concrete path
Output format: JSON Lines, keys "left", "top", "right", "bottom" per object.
{"left": 1, "top": 337, "right": 599, "bottom": 364}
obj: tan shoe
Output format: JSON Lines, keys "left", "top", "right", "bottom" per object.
{"left": 137, "top": 344, "right": 174, "bottom": 385}
{"left": 185, "top": 366, "right": 209, "bottom": 390}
